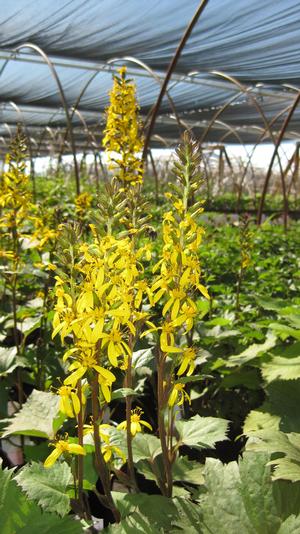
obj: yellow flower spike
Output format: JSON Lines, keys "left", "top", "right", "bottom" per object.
{"left": 168, "top": 383, "right": 191, "bottom": 408}
{"left": 177, "top": 347, "right": 197, "bottom": 377}
{"left": 117, "top": 407, "right": 152, "bottom": 436}
{"left": 44, "top": 437, "right": 85, "bottom": 469}
{"left": 103, "top": 66, "right": 144, "bottom": 185}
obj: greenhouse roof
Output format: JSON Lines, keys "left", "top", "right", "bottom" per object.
{"left": 0, "top": 0, "right": 300, "bottom": 155}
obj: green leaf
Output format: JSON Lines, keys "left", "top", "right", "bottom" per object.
{"left": 132, "top": 348, "right": 154, "bottom": 369}
{"left": 2, "top": 389, "right": 63, "bottom": 439}
{"left": 18, "top": 316, "right": 41, "bottom": 337}
{"left": 132, "top": 432, "right": 162, "bottom": 462}
{"left": 106, "top": 492, "right": 178, "bottom": 532}
{"left": 247, "top": 430, "right": 300, "bottom": 482}
{"left": 278, "top": 514, "right": 300, "bottom": 533}
{"left": 197, "top": 452, "right": 300, "bottom": 533}
{"left": 172, "top": 455, "right": 205, "bottom": 485}
{"left": 244, "top": 380, "right": 300, "bottom": 435}
{"left": 174, "top": 374, "right": 210, "bottom": 385}
{"left": 206, "top": 317, "right": 232, "bottom": 327}
{"left": 111, "top": 388, "right": 137, "bottom": 400}
{"left": 221, "top": 367, "right": 261, "bottom": 390}
{"left": 269, "top": 457, "right": 300, "bottom": 482}
{"left": 256, "top": 297, "right": 288, "bottom": 313}
{"left": 261, "top": 355, "right": 300, "bottom": 382}
{"left": 15, "top": 461, "right": 72, "bottom": 517}
{"left": 0, "top": 460, "right": 83, "bottom": 534}
{"left": 269, "top": 323, "right": 300, "bottom": 341}
{"left": 176, "top": 415, "right": 229, "bottom": 450}
{"left": 104, "top": 514, "right": 156, "bottom": 533}
{"left": 24, "top": 442, "right": 50, "bottom": 463}
{"left": 0, "top": 346, "right": 18, "bottom": 376}
{"left": 227, "top": 332, "right": 277, "bottom": 367}
{"left": 171, "top": 497, "right": 203, "bottom": 533}
{"left": 244, "top": 410, "right": 280, "bottom": 435}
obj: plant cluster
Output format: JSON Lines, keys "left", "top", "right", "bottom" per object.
{"left": 1, "top": 69, "right": 300, "bottom": 534}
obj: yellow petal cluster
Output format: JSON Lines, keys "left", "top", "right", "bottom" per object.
{"left": 117, "top": 407, "right": 152, "bottom": 436}
{"left": 44, "top": 436, "right": 85, "bottom": 468}
{"left": 103, "top": 66, "right": 144, "bottom": 185}
{"left": 52, "top": 233, "right": 153, "bottom": 403}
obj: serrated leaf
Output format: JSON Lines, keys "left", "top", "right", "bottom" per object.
{"left": 269, "top": 323, "right": 300, "bottom": 340}
{"left": 15, "top": 461, "right": 72, "bottom": 517}
{"left": 176, "top": 415, "right": 229, "bottom": 450}
{"left": 227, "top": 333, "right": 277, "bottom": 367}
{"left": 0, "top": 460, "right": 83, "bottom": 534}
{"left": 246, "top": 430, "right": 300, "bottom": 482}
{"left": 197, "top": 452, "right": 300, "bottom": 533}
{"left": 261, "top": 355, "right": 300, "bottom": 382}
{"left": 269, "top": 457, "right": 300, "bottom": 482}
{"left": 2, "top": 389, "right": 62, "bottom": 439}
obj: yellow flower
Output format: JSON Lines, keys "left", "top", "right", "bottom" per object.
{"left": 134, "top": 280, "right": 152, "bottom": 309}
{"left": 99, "top": 327, "right": 131, "bottom": 367}
{"left": 52, "top": 306, "right": 76, "bottom": 340}
{"left": 168, "top": 383, "right": 191, "bottom": 407}
{"left": 101, "top": 443, "right": 126, "bottom": 463}
{"left": 75, "top": 192, "right": 92, "bottom": 216}
{"left": 77, "top": 280, "right": 95, "bottom": 312}
{"left": 83, "top": 422, "right": 111, "bottom": 443}
{"left": 172, "top": 301, "right": 198, "bottom": 332}
{"left": 177, "top": 347, "right": 197, "bottom": 376}
{"left": 0, "top": 250, "right": 15, "bottom": 260}
{"left": 160, "top": 322, "right": 181, "bottom": 354}
{"left": 57, "top": 385, "right": 81, "bottom": 418}
{"left": 44, "top": 437, "right": 85, "bottom": 468}
{"left": 117, "top": 407, "right": 152, "bottom": 436}
{"left": 98, "top": 367, "right": 116, "bottom": 403}
{"left": 162, "top": 287, "right": 187, "bottom": 321}
{"left": 63, "top": 348, "right": 116, "bottom": 395}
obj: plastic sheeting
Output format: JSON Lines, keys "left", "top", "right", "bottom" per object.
{"left": 0, "top": 0, "right": 299, "bottom": 152}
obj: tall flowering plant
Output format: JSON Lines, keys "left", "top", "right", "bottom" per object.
{"left": 48, "top": 68, "right": 209, "bottom": 521}
{"left": 148, "top": 132, "right": 210, "bottom": 496}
